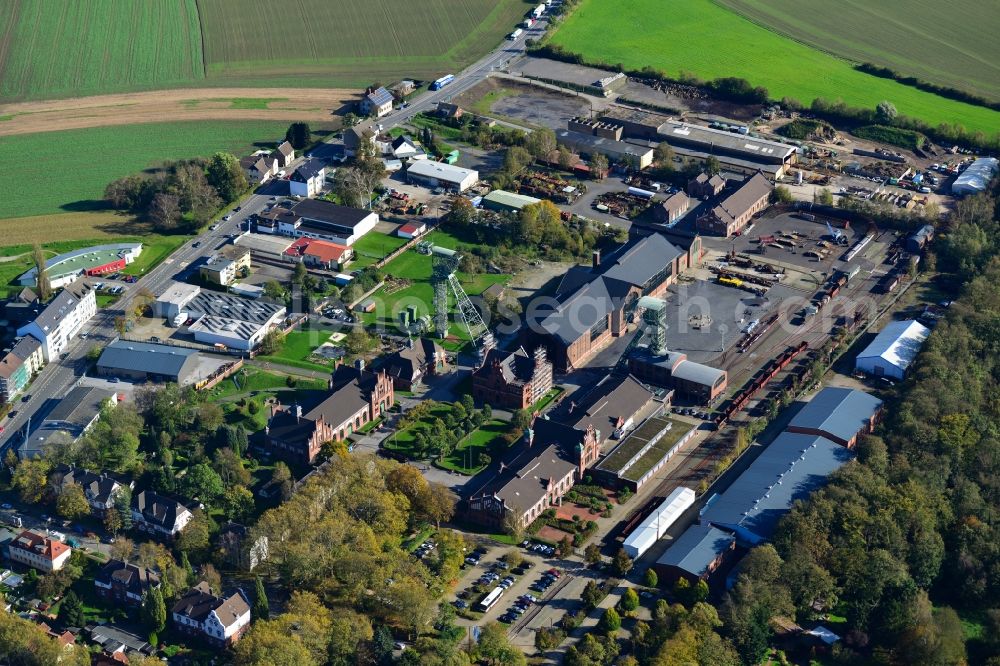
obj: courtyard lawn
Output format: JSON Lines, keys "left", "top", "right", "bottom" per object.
{"left": 530, "top": 386, "right": 564, "bottom": 414}
{"left": 208, "top": 367, "right": 328, "bottom": 401}
{"left": 382, "top": 403, "right": 454, "bottom": 458}
{"left": 436, "top": 419, "right": 510, "bottom": 475}
{"left": 361, "top": 230, "right": 510, "bottom": 338}
{"left": 351, "top": 231, "right": 408, "bottom": 269}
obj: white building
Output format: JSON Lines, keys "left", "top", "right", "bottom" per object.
{"left": 16, "top": 280, "right": 96, "bottom": 362}
{"left": 622, "top": 487, "right": 695, "bottom": 559}
{"left": 855, "top": 319, "right": 930, "bottom": 380}
{"left": 288, "top": 158, "right": 326, "bottom": 198}
{"left": 171, "top": 582, "right": 251, "bottom": 647}
{"left": 405, "top": 160, "right": 479, "bottom": 192}
{"left": 131, "top": 490, "right": 193, "bottom": 537}
{"left": 8, "top": 530, "right": 72, "bottom": 572}
{"left": 257, "top": 199, "right": 378, "bottom": 247}
{"left": 184, "top": 292, "right": 287, "bottom": 352}
{"left": 952, "top": 157, "right": 999, "bottom": 196}
{"left": 360, "top": 86, "right": 394, "bottom": 118}
{"left": 154, "top": 283, "right": 202, "bottom": 320}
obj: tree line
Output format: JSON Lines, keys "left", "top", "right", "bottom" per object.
{"left": 103, "top": 152, "right": 248, "bottom": 233}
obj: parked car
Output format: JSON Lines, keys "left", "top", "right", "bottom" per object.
{"left": 453, "top": 600, "right": 467, "bottom": 609}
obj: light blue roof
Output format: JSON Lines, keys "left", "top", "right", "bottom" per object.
{"left": 787, "top": 387, "right": 882, "bottom": 444}
{"left": 656, "top": 524, "right": 734, "bottom": 577}
{"left": 952, "top": 157, "right": 999, "bottom": 195}
{"left": 700, "top": 432, "right": 854, "bottom": 543}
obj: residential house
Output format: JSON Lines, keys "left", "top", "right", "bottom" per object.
{"left": 472, "top": 347, "right": 553, "bottom": 410}
{"left": 344, "top": 122, "right": 376, "bottom": 157}
{"left": 391, "top": 80, "right": 416, "bottom": 99}
{"left": 216, "top": 523, "right": 268, "bottom": 572}
{"left": 94, "top": 559, "right": 160, "bottom": 608}
{"left": 274, "top": 141, "right": 295, "bottom": 169}
{"left": 240, "top": 154, "right": 277, "bottom": 185}
{"left": 265, "top": 361, "right": 394, "bottom": 463}
{"left": 199, "top": 245, "right": 251, "bottom": 286}
{"left": 289, "top": 158, "right": 326, "bottom": 198}
{"left": 0, "top": 335, "right": 43, "bottom": 403}
{"left": 687, "top": 172, "right": 726, "bottom": 198}
{"left": 390, "top": 135, "right": 424, "bottom": 160}
{"left": 436, "top": 102, "right": 463, "bottom": 119}
{"left": 465, "top": 418, "right": 601, "bottom": 530}
{"left": 16, "top": 279, "right": 96, "bottom": 362}
{"left": 379, "top": 338, "right": 447, "bottom": 391}
{"left": 3, "top": 287, "right": 39, "bottom": 326}
{"left": 49, "top": 465, "right": 131, "bottom": 518}
{"left": 283, "top": 237, "right": 353, "bottom": 270}
{"left": 171, "top": 582, "right": 251, "bottom": 647}
{"left": 696, "top": 172, "right": 773, "bottom": 236}
{"left": 654, "top": 191, "right": 690, "bottom": 224}
{"left": 131, "top": 490, "right": 193, "bottom": 538}
{"left": 360, "top": 86, "right": 394, "bottom": 118}
{"left": 260, "top": 199, "right": 379, "bottom": 246}
{"left": 8, "top": 530, "right": 71, "bottom": 572}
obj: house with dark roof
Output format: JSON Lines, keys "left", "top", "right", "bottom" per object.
{"left": 654, "top": 191, "right": 690, "bottom": 224}
{"left": 0, "top": 335, "right": 43, "bottom": 403}
{"left": 289, "top": 158, "right": 327, "bottom": 198}
{"left": 19, "top": 386, "right": 117, "bottom": 460}
{"left": 628, "top": 349, "right": 728, "bottom": 403}
{"left": 131, "top": 490, "right": 192, "bottom": 538}
{"left": 96, "top": 339, "right": 201, "bottom": 385}
{"left": 265, "top": 361, "right": 394, "bottom": 463}
{"left": 465, "top": 417, "right": 601, "bottom": 530}
{"left": 87, "top": 623, "right": 155, "bottom": 660}
{"left": 274, "top": 141, "right": 295, "bottom": 168}
{"left": 49, "top": 465, "right": 132, "bottom": 517}
{"left": 687, "top": 172, "right": 726, "bottom": 198}
{"left": 529, "top": 233, "right": 700, "bottom": 372}
{"left": 171, "top": 582, "right": 251, "bottom": 647}
{"left": 240, "top": 154, "right": 277, "bottom": 185}
{"left": 472, "top": 347, "right": 553, "bottom": 410}
{"left": 556, "top": 374, "right": 655, "bottom": 447}
{"left": 696, "top": 172, "right": 773, "bottom": 236}
{"left": 378, "top": 338, "right": 447, "bottom": 391}
{"left": 390, "top": 135, "right": 424, "bottom": 160}
{"left": 360, "top": 86, "right": 394, "bottom": 118}
{"left": 94, "top": 559, "right": 160, "bottom": 608}
{"left": 268, "top": 199, "right": 379, "bottom": 246}
{"left": 344, "top": 122, "right": 376, "bottom": 157}
{"left": 785, "top": 387, "right": 883, "bottom": 448}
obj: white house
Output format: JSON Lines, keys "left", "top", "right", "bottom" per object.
{"left": 270, "top": 199, "right": 379, "bottom": 246}
{"left": 360, "top": 86, "right": 394, "bottom": 118}
{"left": 131, "top": 490, "right": 193, "bottom": 537}
{"left": 855, "top": 319, "right": 930, "bottom": 380}
{"left": 289, "top": 158, "right": 326, "bottom": 198}
{"left": 172, "top": 583, "right": 251, "bottom": 647}
{"left": 16, "top": 280, "right": 96, "bottom": 362}
{"left": 8, "top": 530, "right": 71, "bottom": 572}
{"left": 390, "top": 135, "right": 424, "bottom": 160}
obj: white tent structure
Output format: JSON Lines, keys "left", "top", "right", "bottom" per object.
{"left": 855, "top": 319, "right": 930, "bottom": 380}
{"left": 623, "top": 486, "right": 695, "bottom": 559}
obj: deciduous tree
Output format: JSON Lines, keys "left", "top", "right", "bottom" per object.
{"left": 56, "top": 483, "right": 91, "bottom": 519}
{"left": 206, "top": 152, "right": 248, "bottom": 202}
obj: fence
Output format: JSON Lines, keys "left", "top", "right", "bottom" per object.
{"left": 195, "top": 359, "right": 245, "bottom": 391}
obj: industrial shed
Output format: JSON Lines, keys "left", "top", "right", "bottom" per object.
{"left": 623, "top": 486, "right": 695, "bottom": 559}
{"left": 700, "top": 432, "right": 855, "bottom": 545}
{"left": 481, "top": 190, "right": 541, "bottom": 213}
{"left": 405, "top": 160, "right": 479, "bottom": 192}
{"left": 854, "top": 319, "right": 930, "bottom": 380}
{"left": 786, "top": 387, "right": 883, "bottom": 448}
{"left": 96, "top": 340, "right": 201, "bottom": 385}
{"left": 952, "top": 157, "right": 999, "bottom": 196}
{"left": 654, "top": 524, "right": 736, "bottom": 584}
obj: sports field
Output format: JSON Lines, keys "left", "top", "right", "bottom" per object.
{"left": 716, "top": 0, "right": 1000, "bottom": 102}
{"left": 0, "top": 0, "right": 204, "bottom": 101}
{"left": 550, "top": 0, "right": 1000, "bottom": 136}
{"left": 0, "top": 120, "right": 297, "bottom": 219}
{"left": 0, "top": 0, "right": 529, "bottom": 101}
{"left": 197, "top": 0, "right": 530, "bottom": 88}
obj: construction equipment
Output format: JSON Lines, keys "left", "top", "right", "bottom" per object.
{"left": 431, "top": 246, "right": 494, "bottom": 363}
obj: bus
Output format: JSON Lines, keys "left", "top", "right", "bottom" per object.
{"left": 476, "top": 586, "right": 504, "bottom": 612}
{"left": 430, "top": 74, "right": 455, "bottom": 91}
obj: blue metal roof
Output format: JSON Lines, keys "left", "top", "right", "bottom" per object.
{"left": 787, "top": 387, "right": 882, "bottom": 444}
{"left": 700, "top": 432, "right": 854, "bottom": 543}
{"left": 656, "top": 524, "right": 734, "bottom": 577}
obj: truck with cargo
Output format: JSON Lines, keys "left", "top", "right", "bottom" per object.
{"left": 508, "top": 28, "right": 523, "bottom": 40}
{"left": 531, "top": 3, "right": 545, "bottom": 18}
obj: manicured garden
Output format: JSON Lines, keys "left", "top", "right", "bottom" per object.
{"left": 436, "top": 419, "right": 509, "bottom": 475}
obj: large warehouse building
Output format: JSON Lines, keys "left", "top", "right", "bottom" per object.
{"left": 951, "top": 157, "right": 999, "bottom": 196}
{"left": 405, "top": 160, "right": 479, "bottom": 192}
{"left": 786, "top": 387, "right": 883, "bottom": 448}
{"left": 256, "top": 200, "right": 378, "bottom": 247}
{"left": 96, "top": 340, "right": 201, "bottom": 385}
{"left": 18, "top": 243, "right": 142, "bottom": 290}
{"left": 854, "top": 319, "right": 930, "bottom": 380}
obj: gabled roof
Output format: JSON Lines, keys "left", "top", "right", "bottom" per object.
{"left": 656, "top": 524, "right": 734, "bottom": 577}
{"left": 97, "top": 340, "right": 199, "bottom": 378}
{"left": 707, "top": 172, "right": 772, "bottom": 225}
{"left": 276, "top": 141, "right": 294, "bottom": 158}
{"left": 11, "top": 530, "right": 69, "bottom": 561}
{"left": 479, "top": 346, "right": 544, "bottom": 386}
{"left": 96, "top": 559, "right": 159, "bottom": 595}
{"left": 700, "top": 432, "right": 854, "bottom": 542}
{"left": 172, "top": 582, "right": 250, "bottom": 628}
{"left": 559, "top": 374, "right": 653, "bottom": 433}
{"left": 290, "top": 158, "right": 325, "bottom": 183}
{"left": 855, "top": 319, "right": 929, "bottom": 374}
{"left": 132, "top": 490, "right": 189, "bottom": 529}
{"left": 787, "top": 387, "right": 883, "bottom": 444}
{"left": 365, "top": 86, "right": 394, "bottom": 107}
{"left": 380, "top": 339, "right": 444, "bottom": 382}
{"left": 51, "top": 465, "right": 123, "bottom": 506}
{"left": 28, "top": 280, "right": 92, "bottom": 336}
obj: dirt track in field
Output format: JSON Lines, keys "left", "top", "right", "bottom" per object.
{"left": 0, "top": 88, "right": 356, "bottom": 136}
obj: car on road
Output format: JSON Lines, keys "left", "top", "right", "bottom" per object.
{"left": 1, "top": 503, "right": 11, "bottom": 510}
{"left": 21, "top": 394, "right": 30, "bottom": 402}
{"left": 7, "top": 411, "right": 16, "bottom": 418}
{"left": 192, "top": 241, "right": 201, "bottom": 248}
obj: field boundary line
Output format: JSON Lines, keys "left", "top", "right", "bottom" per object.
{"left": 193, "top": 0, "right": 208, "bottom": 79}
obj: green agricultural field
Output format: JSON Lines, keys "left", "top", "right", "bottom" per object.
{"left": 0, "top": 0, "right": 204, "bottom": 101}
{"left": 197, "top": 0, "right": 532, "bottom": 89}
{"left": 550, "top": 0, "right": 1000, "bottom": 136}
{"left": 715, "top": 0, "right": 1000, "bottom": 103}
{"left": 0, "top": 121, "right": 295, "bottom": 219}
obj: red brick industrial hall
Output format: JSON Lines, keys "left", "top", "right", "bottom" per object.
{"left": 528, "top": 232, "right": 701, "bottom": 372}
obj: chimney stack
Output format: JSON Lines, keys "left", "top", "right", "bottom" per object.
{"left": 592, "top": 250, "right": 601, "bottom": 269}
{"left": 355, "top": 358, "right": 365, "bottom": 373}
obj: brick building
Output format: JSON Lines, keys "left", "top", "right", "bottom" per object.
{"left": 696, "top": 172, "right": 773, "bottom": 237}
{"left": 471, "top": 347, "right": 553, "bottom": 410}
{"left": 94, "top": 559, "right": 160, "bottom": 608}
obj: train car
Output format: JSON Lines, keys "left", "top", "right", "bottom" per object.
{"left": 718, "top": 275, "right": 743, "bottom": 288}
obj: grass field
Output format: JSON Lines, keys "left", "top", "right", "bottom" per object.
{"left": 0, "top": 0, "right": 204, "bottom": 101}
{"left": 197, "top": 0, "right": 532, "bottom": 89}
{"left": 361, "top": 231, "right": 509, "bottom": 338}
{"left": 715, "top": 0, "right": 1000, "bottom": 103}
{"left": 351, "top": 231, "right": 409, "bottom": 269}
{"left": 0, "top": 120, "right": 294, "bottom": 219}
{"left": 550, "top": 0, "right": 1000, "bottom": 136}
{"left": 437, "top": 419, "right": 510, "bottom": 475}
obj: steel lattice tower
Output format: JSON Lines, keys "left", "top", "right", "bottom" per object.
{"left": 430, "top": 246, "right": 495, "bottom": 359}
